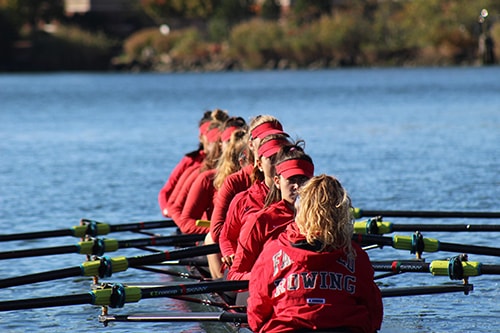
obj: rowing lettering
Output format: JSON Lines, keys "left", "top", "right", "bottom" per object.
{"left": 272, "top": 249, "right": 293, "bottom": 277}
{"left": 273, "top": 271, "right": 356, "bottom": 297}
{"left": 271, "top": 249, "right": 357, "bottom": 298}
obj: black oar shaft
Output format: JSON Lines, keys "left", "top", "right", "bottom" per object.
{"left": 0, "top": 219, "right": 177, "bottom": 242}
{"left": 0, "top": 267, "right": 82, "bottom": 289}
{"left": 354, "top": 234, "right": 500, "bottom": 257}
{"left": 371, "top": 262, "right": 430, "bottom": 273}
{"left": 372, "top": 260, "right": 500, "bottom": 277}
{"left": 140, "top": 280, "right": 248, "bottom": 299}
{"left": 0, "top": 234, "right": 206, "bottom": 260}
{"left": 380, "top": 284, "right": 473, "bottom": 297}
{"left": 0, "top": 229, "right": 73, "bottom": 242}
{"left": 0, "top": 293, "right": 93, "bottom": 311}
{"left": 0, "top": 245, "right": 79, "bottom": 260}
{"left": 0, "top": 280, "right": 247, "bottom": 312}
{"left": 108, "top": 220, "right": 176, "bottom": 232}
{"left": 127, "top": 243, "right": 220, "bottom": 267}
{"left": 393, "top": 224, "right": 500, "bottom": 232}
{"left": 355, "top": 209, "right": 500, "bottom": 219}
{"left": 0, "top": 244, "right": 220, "bottom": 289}
{"left": 116, "top": 234, "right": 205, "bottom": 249}
{"left": 438, "top": 242, "right": 500, "bottom": 257}
{"left": 99, "top": 312, "right": 248, "bottom": 323}
{"left": 481, "top": 265, "right": 500, "bottom": 275}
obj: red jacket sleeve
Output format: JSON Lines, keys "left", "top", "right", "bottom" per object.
{"left": 228, "top": 201, "right": 293, "bottom": 281}
{"left": 158, "top": 154, "right": 202, "bottom": 216}
{"left": 178, "top": 169, "right": 216, "bottom": 234}
{"left": 168, "top": 167, "right": 200, "bottom": 225}
{"left": 219, "top": 191, "right": 246, "bottom": 257}
{"left": 247, "top": 241, "right": 276, "bottom": 332}
{"left": 227, "top": 212, "right": 262, "bottom": 280}
{"left": 210, "top": 166, "right": 253, "bottom": 242}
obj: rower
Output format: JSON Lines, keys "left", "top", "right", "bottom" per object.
{"left": 157, "top": 110, "right": 212, "bottom": 218}
{"left": 218, "top": 132, "right": 292, "bottom": 268}
{"left": 247, "top": 174, "right": 383, "bottom": 333}
{"left": 228, "top": 142, "right": 314, "bottom": 281}
{"left": 207, "top": 115, "right": 286, "bottom": 278}
{"left": 168, "top": 109, "right": 229, "bottom": 232}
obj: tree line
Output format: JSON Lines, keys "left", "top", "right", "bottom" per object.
{"left": 1, "top": 0, "right": 498, "bottom": 71}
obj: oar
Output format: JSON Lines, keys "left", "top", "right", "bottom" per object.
{"left": 0, "top": 218, "right": 177, "bottom": 242}
{"left": 353, "top": 233, "right": 500, "bottom": 257}
{"left": 0, "top": 278, "right": 471, "bottom": 312}
{"left": 354, "top": 219, "right": 500, "bottom": 235}
{"left": 99, "top": 311, "right": 247, "bottom": 324}
{"left": 0, "top": 244, "right": 220, "bottom": 289}
{"left": 0, "top": 233, "right": 206, "bottom": 260}
{"left": 99, "top": 284, "right": 473, "bottom": 326}
{"left": 371, "top": 258, "right": 500, "bottom": 278}
{"left": 100, "top": 285, "right": 473, "bottom": 325}
{"left": 380, "top": 284, "right": 473, "bottom": 297}
{"left": 0, "top": 280, "right": 248, "bottom": 311}
{"left": 353, "top": 208, "right": 500, "bottom": 219}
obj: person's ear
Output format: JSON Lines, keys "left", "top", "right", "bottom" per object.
{"left": 273, "top": 175, "right": 280, "bottom": 189}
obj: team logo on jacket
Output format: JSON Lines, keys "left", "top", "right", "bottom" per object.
{"left": 271, "top": 251, "right": 357, "bottom": 298}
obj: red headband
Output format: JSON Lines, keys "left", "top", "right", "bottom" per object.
{"left": 258, "top": 138, "right": 289, "bottom": 158}
{"left": 199, "top": 121, "right": 211, "bottom": 136}
{"left": 276, "top": 159, "right": 314, "bottom": 179}
{"left": 205, "top": 127, "right": 221, "bottom": 143}
{"left": 251, "top": 122, "right": 284, "bottom": 140}
{"left": 221, "top": 126, "right": 239, "bottom": 142}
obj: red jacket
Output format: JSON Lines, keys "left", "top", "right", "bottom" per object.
{"left": 158, "top": 151, "right": 204, "bottom": 216}
{"left": 168, "top": 165, "right": 201, "bottom": 224}
{"left": 228, "top": 199, "right": 293, "bottom": 281}
{"left": 247, "top": 223, "right": 383, "bottom": 333}
{"left": 218, "top": 180, "right": 269, "bottom": 257}
{"left": 177, "top": 169, "right": 217, "bottom": 234}
{"left": 210, "top": 164, "right": 254, "bottom": 242}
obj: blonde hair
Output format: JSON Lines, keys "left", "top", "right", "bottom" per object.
{"left": 295, "top": 174, "right": 354, "bottom": 255}
{"left": 213, "top": 129, "right": 249, "bottom": 189}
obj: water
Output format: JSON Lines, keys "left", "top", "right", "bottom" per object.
{"left": 0, "top": 67, "right": 499, "bottom": 332}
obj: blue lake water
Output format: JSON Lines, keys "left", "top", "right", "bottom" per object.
{"left": 0, "top": 67, "right": 499, "bottom": 332}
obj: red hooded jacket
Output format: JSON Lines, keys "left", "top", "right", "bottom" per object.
{"left": 168, "top": 165, "right": 201, "bottom": 224}
{"left": 227, "top": 199, "right": 293, "bottom": 281}
{"left": 177, "top": 169, "right": 217, "bottom": 234}
{"left": 158, "top": 151, "right": 204, "bottom": 216}
{"left": 247, "top": 222, "right": 383, "bottom": 333}
{"left": 218, "top": 180, "right": 269, "bottom": 257}
{"left": 209, "top": 164, "right": 254, "bottom": 242}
